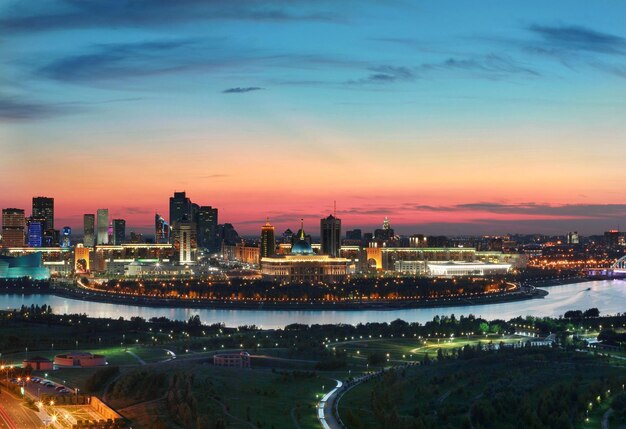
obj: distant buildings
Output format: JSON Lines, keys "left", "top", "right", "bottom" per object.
{"left": 27, "top": 218, "right": 44, "bottom": 247}
{"left": 83, "top": 214, "right": 95, "bottom": 247}
{"left": 320, "top": 214, "right": 341, "bottom": 257}
{"left": 96, "top": 209, "right": 109, "bottom": 245}
{"left": 1, "top": 208, "right": 25, "bottom": 247}
{"left": 169, "top": 192, "right": 219, "bottom": 253}
{"left": 61, "top": 226, "right": 71, "bottom": 247}
{"left": 172, "top": 218, "right": 196, "bottom": 265}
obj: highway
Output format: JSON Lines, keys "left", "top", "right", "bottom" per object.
{"left": 0, "top": 388, "right": 42, "bottom": 429}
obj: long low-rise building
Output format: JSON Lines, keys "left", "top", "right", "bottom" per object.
{"left": 427, "top": 261, "right": 512, "bottom": 277}
{"left": 366, "top": 247, "right": 526, "bottom": 275}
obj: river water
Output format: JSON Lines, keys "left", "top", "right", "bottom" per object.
{"left": 1, "top": 280, "right": 624, "bottom": 328}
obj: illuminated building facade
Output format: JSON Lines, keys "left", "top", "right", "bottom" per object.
{"left": 172, "top": 219, "right": 197, "bottom": 265}
{"left": 1, "top": 208, "right": 25, "bottom": 247}
{"left": 155, "top": 213, "right": 170, "bottom": 244}
{"left": 92, "top": 243, "right": 173, "bottom": 273}
{"left": 74, "top": 244, "right": 90, "bottom": 273}
{"left": 96, "top": 209, "right": 109, "bottom": 245}
{"left": 0, "top": 252, "right": 50, "bottom": 279}
{"left": 32, "top": 197, "right": 54, "bottom": 231}
{"left": 261, "top": 222, "right": 349, "bottom": 283}
{"left": 320, "top": 214, "right": 341, "bottom": 257}
{"left": 365, "top": 247, "right": 526, "bottom": 275}
{"left": 3, "top": 247, "right": 72, "bottom": 275}
{"left": 260, "top": 219, "right": 276, "bottom": 258}
{"left": 427, "top": 262, "right": 511, "bottom": 277}
{"left": 61, "top": 226, "right": 71, "bottom": 247}
{"left": 27, "top": 218, "right": 44, "bottom": 247}
{"left": 83, "top": 214, "right": 95, "bottom": 247}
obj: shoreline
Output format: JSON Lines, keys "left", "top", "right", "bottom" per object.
{"left": 0, "top": 281, "right": 551, "bottom": 311}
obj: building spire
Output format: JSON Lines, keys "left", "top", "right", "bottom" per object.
{"left": 300, "top": 218, "right": 305, "bottom": 239}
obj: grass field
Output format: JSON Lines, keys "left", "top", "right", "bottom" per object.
{"left": 339, "top": 348, "right": 626, "bottom": 429}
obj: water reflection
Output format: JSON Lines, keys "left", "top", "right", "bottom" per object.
{"left": 1, "top": 280, "right": 624, "bottom": 328}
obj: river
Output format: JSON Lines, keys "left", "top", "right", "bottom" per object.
{"left": 0, "top": 280, "right": 624, "bottom": 328}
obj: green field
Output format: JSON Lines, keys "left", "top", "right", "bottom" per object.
{"left": 339, "top": 348, "right": 626, "bottom": 429}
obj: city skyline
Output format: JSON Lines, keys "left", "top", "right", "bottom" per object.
{"left": 3, "top": 1, "right": 626, "bottom": 235}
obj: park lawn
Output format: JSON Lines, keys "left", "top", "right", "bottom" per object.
{"left": 340, "top": 348, "right": 626, "bottom": 429}
{"left": 190, "top": 364, "right": 343, "bottom": 429}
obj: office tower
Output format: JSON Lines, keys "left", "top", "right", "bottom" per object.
{"left": 260, "top": 219, "right": 276, "bottom": 258}
{"left": 32, "top": 197, "right": 54, "bottom": 231}
{"left": 61, "top": 226, "right": 71, "bottom": 247}
{"left": 112, "top": 219, "right": 126, "bottom": 245}
{"left": 27, "top": 218, "right": 44, "bottom": 247}
{"left": 363, "top": 232, "right": 373, "bottom": 245}
{"left": 321, "top": 214, "right": 341, "bottom": 257}
{"left": 198, "top": 206, "right": 218, "bottom": 251}
{"left": 1, "top": 208, "right": 25, "bottom": 247}
{"left": 169, "top": 191, "right": 192, "bottom": 226}
{"left": 346, "top": 229, "right": 362, "bottom": 240}
{"left": 96, "top": 209, "right": 109, "bottom": 245}
{"left": 155, "top": 213, "right": 170, "bottom": 244}
{"left": 172, "top": 219, "right": 197, "bottom": 264}
{"left": 83, "top": 214, "right": 95, "bottom": 247}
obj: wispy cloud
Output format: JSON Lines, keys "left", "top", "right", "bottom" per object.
{"left": 0, "top": 95, "right": 69, "bottom": 121}
{"left": 348, "top": 54, "right": 539, "bottom": 85}
{"left": 527, "top": 25, "right": 626, "bottom": 56}
{"left": 222, "top": 87, "right": 264, "bottom": 94}
{"left": 0, "top": 0, "right": 343, "bottom": 34}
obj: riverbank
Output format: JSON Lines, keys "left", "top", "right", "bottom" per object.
{"left": 525, "top": 276, "right": 593, "bottom": 288}
{"left": 38, "top": 281, "right": 548, "bottom": 311}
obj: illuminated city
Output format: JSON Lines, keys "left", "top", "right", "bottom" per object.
{"left": 2, "top": 1, "right": 626, "bottom": 428}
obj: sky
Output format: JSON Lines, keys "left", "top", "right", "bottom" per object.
{"left": 2, "top": 0, "right": 626, "bottom": 236}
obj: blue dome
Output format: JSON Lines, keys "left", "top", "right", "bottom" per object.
{"left": 291, "top": 239, "right": 314, "bottom": 255}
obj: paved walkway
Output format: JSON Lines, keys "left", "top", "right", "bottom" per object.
{"left": 125, "top": 350, "right": 146, "bottom": 365}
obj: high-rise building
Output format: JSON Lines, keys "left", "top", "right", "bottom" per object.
{"left": 83, "top": 214, "right": 95, "bottom": 247}
{"left": 61, "top": 226, "right": 71, "bottom": 247}
{"left": 172, "top": 219, "right": 197, "bottom": 264}
{"left": 155, "top": 213, "right": 170, "bottom": 244}
{"left": 1, "top": 208, "right": 25, "bottom": 247}
{"left": 43, "top": 229, "right": 59, "bottom": 247}
{"left": 96, "top": 209, "right": 109, "bottom": 245}
{"left": 567, "top": 231, "right": 580, "bottom": 245}
{"left": 112, "top": 219, "right": 126, "bottom": 245}
{"left": 32, "top": 197, "right": 54, "bottom": 231}
{"left": 27, "top": 218, "right": 44, "bottom": 247}
{"left": 260, "top": 219, "right": 276, "bottom": 258}
{"left": 27, "top": 221, "right": 43, "bottom": 247}
{"left": 169, "top": 192, "right": 192, "bottom": 226}
{"left": 321, "top": 214, "right": 341, "bottom": 257}
{"left": 198, "top": 206, "right": 218, "bottom": 251}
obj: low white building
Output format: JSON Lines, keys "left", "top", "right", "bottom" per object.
{"left": 427, "top": 261, "right": 511, "bottom": 277}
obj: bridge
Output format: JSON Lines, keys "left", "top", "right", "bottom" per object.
{"left": 588, "top": 255, "right": 626, "bottom": 278}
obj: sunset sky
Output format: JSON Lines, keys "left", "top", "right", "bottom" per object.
{"left": 2, "top": 1, "right": 626, "bottom": 235}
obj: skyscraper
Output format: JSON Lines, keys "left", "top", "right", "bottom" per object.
{"left": 172, "top": 219, "right": 197, "bottom": 264}
{"left": 260, "top": 219, "right": 276, "bottom": 258}
{"left": 96, "top": 209, "right": 109, "bottom": 245}
{"left": 320, "top": 214, "right": 341, "bottom": 257}
{"left": 32, "top": 197, "right": 54, "bottom": 231}
{"left": 155, "top": 213, "right": 170, "bottom": 244}
{"left": 83, "top": 214, "right": 95, "bottom": 247}
{"left": 112, "top": 219, "right": 126, "bottom": 245}
{"left": 1, "top": 208, "right": 25, "bottom": 247}
{"left": 27, "top": 218, "right": 44, "bottom": 247}
{"left": 198, "top": 206, "right": 218, "bottom": 251}
{"left": 374, "top": 217, "right": 394, "bottom": 241}
{"left": 169, "top": 191, "right": 192, "bottom": 226}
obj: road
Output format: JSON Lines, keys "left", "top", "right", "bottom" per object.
{"left": 0, "top": 388, "right": 43, "bottom": 429}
